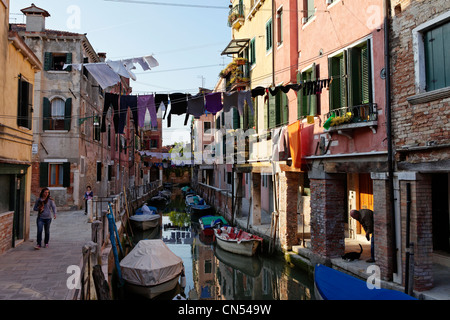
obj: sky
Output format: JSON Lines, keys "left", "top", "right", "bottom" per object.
{"left": 9, "top": 0, "right": 233, "bottom": 145}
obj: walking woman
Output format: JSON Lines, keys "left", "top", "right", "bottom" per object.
{"left": 33, "top": 188, "right": 57, "bottom": 250}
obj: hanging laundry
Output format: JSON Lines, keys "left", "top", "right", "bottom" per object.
{"left": 278, "top": 126, "right": 290, "bottom": 160}
{"left": 237, "top": 91, "right": 254, "bottom": 116}
{"left": 101, "top": 93, "right": 120, "bottom": 133}
{"left": 288, "top": 121, "right": 302, "bottom": 169}
{"left": 205, "top": 92, "right": 223, "bottom": 115}
{"left": 137, "top": 95, "right": 158, "bottom": 128}
{"left": 119, "top": 95, "right": 138, "bottom": 134}
{"left": 187, "top": 93, "right": 206, "bottom": 119}
{"left": 280, "top": 85, "right": 291, "bottom": 94}
{"left": 251, "top": 86, "right": 266, "bottom": 97}
{"left": 83, "top": 63, "right": 121, "bottom": 89}
{"left": 155, "top": 94, "right": 169, "bottom": 119}
{"left": 168, "top": 93, "right": 190, "bottom": 127}
{"left": 222, "top": 91, "right": 239, "bottom": 113}
{"left": 269, "top": 86, "right": 280, "bottom": 96}
{"left": 271, "top": 127, "right": 282, "bottom": 161}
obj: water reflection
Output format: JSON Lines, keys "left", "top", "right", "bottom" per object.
{"left": 130, "top": 190, "right": 315, "bottom": 300}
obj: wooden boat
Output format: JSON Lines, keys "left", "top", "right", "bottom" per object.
{"left": 159, "top": 190, "right": 172, "bottom": 199}
{"left": 199, "top": 215, "right": 228, "bottom": 236}
{"left": 149, "top": 195, "right": 168, "bottom": 207}
{"left": 120, "top": 240, "right": 184, "bottom": 299}
{"left": 314, "top": 264, "right": 417, "bottom": 300}
{"left": 214, "top": 246, "right": 262, "bottom": 277}
{"left": 185, "top": 194, "right": 205, "bottom": 213}
{"left": 190, "top": 204, "right": 212, "bottom": 216}
{"left": 213, "top": 227, "right": 263, "bottom": 257}
{"left": 129, "top": 213, "right": 161, "bottom": 231}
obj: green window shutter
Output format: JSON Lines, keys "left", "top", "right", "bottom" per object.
{"left": 281, "top": 91, "right": 289, "bottom": 124}
{"left": 266, "top": 19, "right": 272, "bottom": 51}
{"left": 310, "top": 62, "right": 317, "bottom": 116}
{"left": 275, "top": 91, "right": 281, "bottom": 126}
{"left": 268, "top": 93, "right": 276, "bottom": 129}
{"left": 43, "top": 97, "right": 51, "bottom": 130}
{"left": 348, "top": 46, "right": 362, "bottom": 107}
{"left": 39, "top": 163, "right": 49, "bottom": 188}
{"left": 297, "top": 71, "right": 303, "bottom": 119}
{"left": 250, "top": 38, "right": 256, "bottom": 65}
{"left": 63, "top": 162, "right": 71, "bottom": 188}
{"left": 216, "top": 115, "right": 220, "bottom": 129}
{"left": 65, "top": 53, "right": 72, "bottom": 72}
{"left": 248, "top": 98, "right": 255, "bottom": 128}
{"left": 361, "top": 40, "right": 372, "bottom": 104}
{"left": 340, "top": 51, "right": 348, "bottom": 108}
{"left": 64, "top": 98, "right": 72, "bottom": 131}
{"left": 17, "top": 77, "right": 32, "bottom": 129}
{"left": 425, "top": 23, "right": 450, "bottom": 91}
{"left": 44, "top": 52, "right": 52, "bottom": 71}
{"left": 264, "top": 96, "right": 268, "bottom": 130}
{"left": 233, "top": 108, "right": 240, "bottom": 129}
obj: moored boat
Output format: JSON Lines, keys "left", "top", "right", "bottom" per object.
{"left": 199, "top": 215, "right": 228, "bottom": 236}
{"left": 149, "top": 195, "right": 168, "bottom": 207}
{"left": 190, "top": 204, "right": 212, "bottom": 216}
{"left": 129, "top": 213, "right": 161, "bottom": 231}
{"left": 213, "top": 227, "right": 263, "bottom": 257}
{"left": 314, "top": 264, "right": 417, "bottom": 300}
{"left": 120, "top": 239, "right": 184, "bottom": 299}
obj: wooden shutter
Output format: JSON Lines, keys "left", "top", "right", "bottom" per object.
{"left": 340, "top": 51, "right": 348, "bottom": 109}
{"left": 348, "top": 46, "right": 362, "bottom": 107}
{"left": 282, "top": 91, "right": 288, "bottom": 124}
{"left": 63, "top": 162, "right": 71, "bottom": 187}
{"left": 425, "top": 22, "right": 450, "bottom": 91}
{"left": 96, "top": 162, "right": 102, "bottom": 182}
{"left": 268, "top": 93, "right": 276, "bottom": 129}
{"left": 310, "top": 62, "right": 317, "bottom": 116}
{"left": 39, "top": 163, "right": 49, "bottom": 187}
{"left": 65, "top": 53, "right": 72, "bottom": 72}
{"left": 233, "top": 108, "right": 240, "bottom": 129}
{"left": 64, "top": 98, "right": 72, "bottom": 131}
{"left": 17, "top": 77, "right": 32, "bottom": 129}
{"left": 43, "top": 97, "right": 51, "bottom": 130}
{"left": 297, "top": 71, "right": 303, "bottom": 119}
{"left": 44, "top": 52, "right": 52, "bottom": 71}
{"left": 361, "top": 40, "right": 372, "bottom": 104}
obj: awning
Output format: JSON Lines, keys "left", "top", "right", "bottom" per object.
{"left": 221, "top": 39, "right": 250, "bottom": 56}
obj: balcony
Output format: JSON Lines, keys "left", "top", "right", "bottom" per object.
{"left": 228, "top": 4, "right": 245, "bottom": 30}
{"left": 219, "top": 57, "right": 250, "bottom": 91}
{"left": 324, "top": 103, "right": 378, "bottom": 139}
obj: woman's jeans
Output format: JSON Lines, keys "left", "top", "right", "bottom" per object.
{"left": 36, "top": 217, "right": 52, "bottom": 246}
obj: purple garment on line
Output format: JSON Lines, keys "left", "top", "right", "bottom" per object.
{"left": 205, "top": 92, "right": 223, "bottom": 115}
{"left": 138, "top": 95, "right": 158, "bottom": 128}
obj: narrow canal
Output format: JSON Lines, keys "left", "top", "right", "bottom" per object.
{"left": 125, "top": 187, "right": 315, "bottom": 300}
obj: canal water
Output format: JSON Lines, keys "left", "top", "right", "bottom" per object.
{"left": 125, "top": 188, "right": 315, "bottom": 300}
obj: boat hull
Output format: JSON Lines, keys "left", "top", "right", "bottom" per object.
{"left": 314, "top": 264, "right": 417, "bottom": 300}
{"left": 124, "top": 274, "right": 180, "bottom": 299}
{"left": 129, "top": 215, "right": 160, "bottom": 231}
{"left": 214, "top": 233, "right": 261, "bottom": 257}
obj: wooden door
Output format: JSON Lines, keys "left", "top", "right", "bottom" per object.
{"left": 357, "top": 173, "right": 373, "bottom": 235}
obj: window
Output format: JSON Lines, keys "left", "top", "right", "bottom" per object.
{"left": 150, "top": 139, "right": 158, "bottom": 149}
{"left": 250, "top": 38, "right": 256, "bottom": 66}
{"left": 17, "top": 75, "right": 33, "bottom": 130}
{"left": 268, "top": 90, "right": 289, "bottom": 129}
{"left": 304, "top": 0, "right": 315, "bottom": 23}
{"left": 266, "top": 19, "right": 273, "bottom": 51}
{"left": 97, "top": 162, "right": 102, "bottom": 182}
{"left": 44, "top": 52, "right": 72, "bottom": 71}
{"left": 424, "top": 21, "right": 450, "bottom": 91}
{"left": 298, "top": 63, "right": 320, "bottom": 118}
{"left": 277, "top": 8, "right": 283, "bottom": 46}
{"left": 204, "top": 122, "right": 211, "bottom": 134}
{"left": 43, "top": 97, "right": 72, "bottom": 131}
{"left": 93, "top": 115, "right": 101, "bottom": 141}
{"left": 39, "top": 162, "right": 70, "bottom": 188}
{"left": 328, "top": 39, "right": 372, "bottom": 110}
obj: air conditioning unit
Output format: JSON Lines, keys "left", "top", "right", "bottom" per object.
{"left": 326, "top": 0, "right": 333, "bottom": 4}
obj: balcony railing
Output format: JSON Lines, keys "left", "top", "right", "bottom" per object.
{"left": 228, "top": 4, "right": 245, "bottom": 28}
{"left": 325, "top": 103, "right": 378, "bottom": 130}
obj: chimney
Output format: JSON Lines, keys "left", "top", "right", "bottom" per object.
{"left": 98, "top": 52, "right": 107, "bottom": 62}
{"left": 21, "top": 4, "right": 50, "bottom": 33}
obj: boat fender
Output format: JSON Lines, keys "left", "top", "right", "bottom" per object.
{"left": 180, "top": 267, "right": 186, "bottom": 288}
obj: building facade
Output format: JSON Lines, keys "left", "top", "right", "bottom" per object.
{"left": 389, "top": 0, "right": 450, "bottom": 291}
{"left": 0, "top": 0, "right": 42, "bottom": 253}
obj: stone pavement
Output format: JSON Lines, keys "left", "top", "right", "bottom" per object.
{"left": 0, "top": 210, "right": 92, "bottom": 300}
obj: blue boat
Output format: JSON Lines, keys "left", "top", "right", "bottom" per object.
{"left": 314, "top": 264, "right": 417, "bottom": 300}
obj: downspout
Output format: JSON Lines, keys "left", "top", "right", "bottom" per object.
{"left": 272, "top": 0, "right": 276, "bottom": 86}
{"left": 383, "top": 0, "right": 398, "bottom": 275}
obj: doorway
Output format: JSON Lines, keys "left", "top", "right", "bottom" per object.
{"left": 432, "top": 173, "right": 450, "bottom": 253}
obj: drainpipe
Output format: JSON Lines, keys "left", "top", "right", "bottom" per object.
{"left": 272, "top": 0, "right": 276, "bottom": 86}
{"left": 383, "top": 0, "right": 398, "bottom": 275}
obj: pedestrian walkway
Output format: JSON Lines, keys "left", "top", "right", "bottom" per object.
{"left": 0, "top": 210, "right": 92, "bottom": 300}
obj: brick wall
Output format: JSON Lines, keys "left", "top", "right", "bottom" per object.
{"left": 278, "top": 171, "right": 300, "bottom": 251}
{"left": 0, "top": 212, "right": 13, "bottom": 254}
{"left": 400, "top": 178, "right": 434, "bottom": 291}
{"left": 390, "top": 0, "right": 450, "bottom": 160}
{"left": 310, "top": 176, "right": 346, "bottom": 259}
